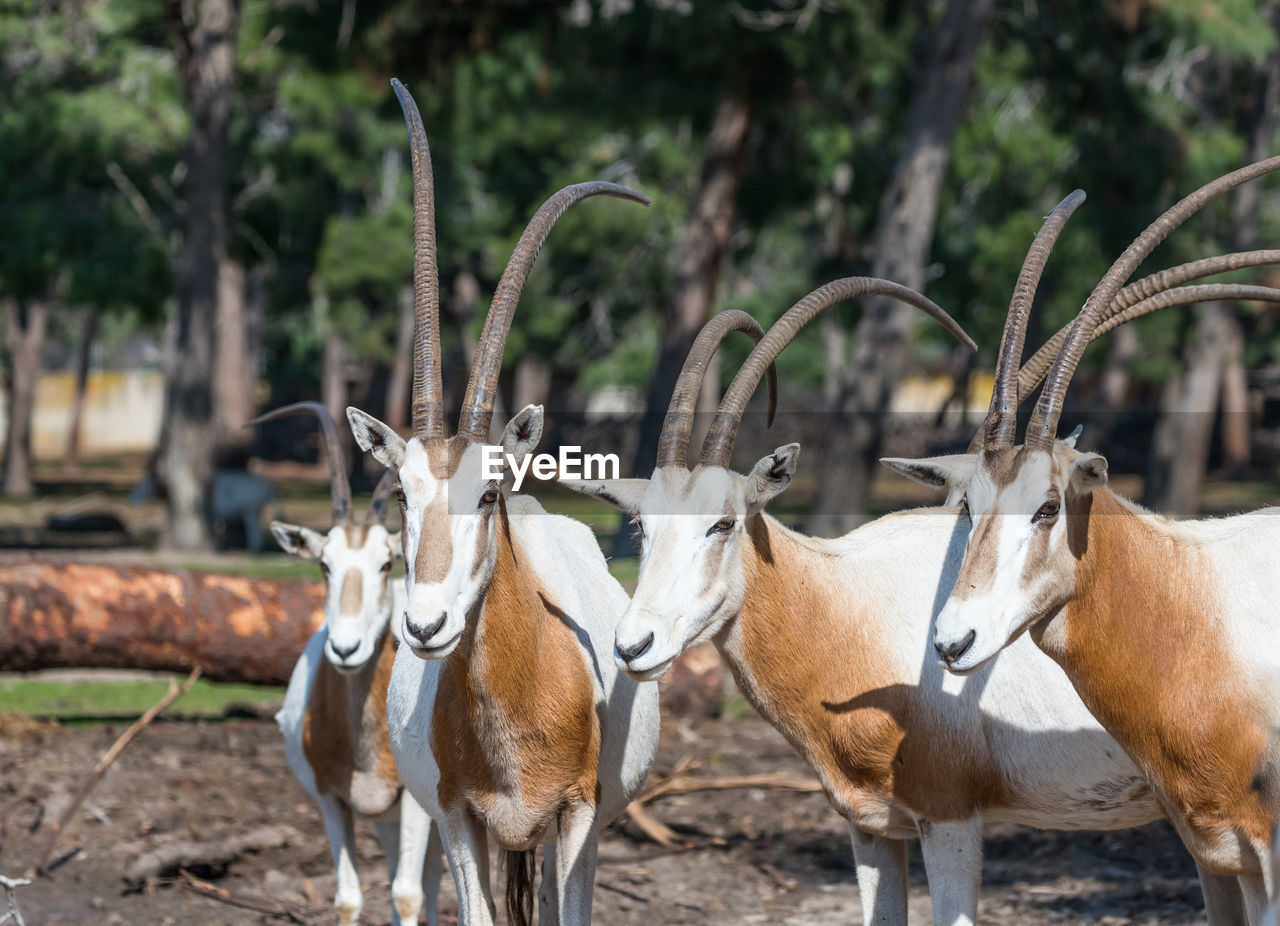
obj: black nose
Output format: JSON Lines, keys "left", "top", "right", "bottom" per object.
{"left": 935, "top": 629, "right": 977, "bottom": 666}
{"left": 330, "top": 639, "right": 358, "bottom": 659}
{"left": 616, "top": 632, "right": 655, "bottom": 663}
{"left": 405, "top": 612, "right": 447, "bottom": 646}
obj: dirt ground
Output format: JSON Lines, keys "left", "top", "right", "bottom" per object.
{"left": 0, "top": 706, "right": 1215, "bottom": 926}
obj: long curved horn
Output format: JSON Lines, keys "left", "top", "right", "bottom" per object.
{"left": 456, "top": 181, "right": 651, "bottom": 443}
{"left": 965, "top": 249, "right": 1280, "bottom": 451}
{"left": 983, "top": 190, "right": 1086, "bottom": 448}
{"left": 391, "top": 78, "right": 445, "bottom": 442}
{"left": 1025, "top": 155, "right": 1280, "bottom": 448}
{"left": 1016, "top": 283, "right": 1280, "bottom": 399}
{"left": 655, "top": 310, "right": 779, "bottom": 470}
{"left": 700, "top": 277, "right": 977, "bottom": 468}
{"left": 364, "top": 469, "right": 398, "bottom": 526}
{"left": 248, "top": 401, "right": 352, "bottom": 524}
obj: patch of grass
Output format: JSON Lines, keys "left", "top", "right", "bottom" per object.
{"left": 0, "top": 677, "right": 285, "bottom": 720}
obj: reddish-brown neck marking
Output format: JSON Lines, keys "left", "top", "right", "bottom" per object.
{"left": 730, "top": 515, "right": 1007, "bottom": 823}
{"left": 1051, "top": 490, "right": 1270, "bottom": 843}
{"left": 303, "top": 628, "right": 400, "bottom": 811}
{"left": 430, "top": 510, "right": 600, "bottom": 830}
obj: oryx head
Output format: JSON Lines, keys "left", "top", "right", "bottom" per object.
{"left": 924, "top": 161, "right": 1280, "bottom": 672}
{"left": 253, "top": 402, "right": 402, "bottom": 674}
{"left": 344, "top": 79, "right": 649, "bottom": 661}
{"left": 566, "top": 278, "right": 977, "bottom": 682}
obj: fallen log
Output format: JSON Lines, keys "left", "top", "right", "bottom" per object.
{"left": 123, "top": 824, "right": 302, "bottom": 886}
{"left": 0, "top": 563, "right": 322, "bottom": 685}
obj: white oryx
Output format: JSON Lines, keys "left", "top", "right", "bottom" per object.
{"left": 256, "top": 401, "right": 444, "bottom": 926}
{"left": 564, "top": 188, "right": 1280, "bottom": 924}
{"left": 925, "top": 159, "right": 1280, "bottom": 923}
{"left": 345, "top": 79, "right": 660, "bottom": 926}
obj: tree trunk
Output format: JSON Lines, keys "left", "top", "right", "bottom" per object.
{"left": 322, "top": 328, "right": 350, "bottom": 465}
{"left": 158, "top": 0, "right": 240, "bottom": 550}
{"left": 1143, "top": 25, "right": 1279, "bottom": 510}
{"left": 213, "top": 256, "right": 253, "bottom": 457}
{"left": 384, "top": 285, "right": 415, "bottom": 431}
{"left": 0, "top": 562, "right": 322, "bottom": 686}
{"left": 63, "top": 310, "right": 99, "bottom": 469}
{"left": 513, "top": 354, "right": 552, "bottom": 412}
{"left": 3, "top": 297, "right": 50, "bottom": 497}
{"left": 804, "top": 0, "right": 994, "bottom": 536}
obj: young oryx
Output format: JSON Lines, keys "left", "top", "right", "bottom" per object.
{"left": 256, "top": 401, "right": 443, "bottom": 926}
{"left": 563, "top": 188, "right": 1276, "bottom": 923}
{"left": 345, "top": 79, "right": 660, "bottom": 926}
{"left": 926, "top": 158, "right": 1280, "bottom": 923}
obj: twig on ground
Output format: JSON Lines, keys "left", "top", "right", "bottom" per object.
{"left": 177, "top": 869, "right": 314, "bottom": 924}
{"left": 623, "top": 758, "right": 822, "bottom": 846}
{"left": 0, "top": 874, "right": 30, "bottom": 926}
{"left": 31, "top": 666, "right": 202, "bottom": 877}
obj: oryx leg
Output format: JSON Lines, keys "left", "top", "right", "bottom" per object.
{"left": 443, "top": 809, "right": 496, "bottom": 926}
{"left": 918, "top": 814, "right": 982, "bottom": 926}
{"left": 553, "top": 800, "right": 600, "bottom": 925}
{"left": 1242, "top": 873, "right": 1269, "bottom": 925}
{"left": 849, "top": 827, "right": 908, "bottom": 925}
{"left": 539, "top": 844, "right": 561, "bottom": 926}
{"left": 422, "top": 820, "right": 445, "bottom": 926}
{"left": 1196, "top": 863, "right": 1246, "bottom": 925}
{"left": 318, "top": 794, "right": 362, "bottom": 926}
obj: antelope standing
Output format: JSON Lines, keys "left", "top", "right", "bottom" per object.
{"left": 345, "top": 79, "right": 660, "bottom": 926}
{"left": 257, "top": 401, "right": 443, "bottom": 926}
{"left": 927, "top": 159, "right": 1280, "bottom": 923}
{"left": 564, "top": 196, "right": 1280, "bottom": 923}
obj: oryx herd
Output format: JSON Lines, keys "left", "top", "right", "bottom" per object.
{"left": 254, "top": 79, "right": 1280, "bottom": 925}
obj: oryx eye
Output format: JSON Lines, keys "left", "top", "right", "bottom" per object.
{"left": 318, "top": 561, "right": 330, "bottom": 578}
{"left": 392, "top": 485, "right": 406, "bottom": 507}
{"left": 707, "top": 516, "right": 736, "bottom": 536}
{"left": 959, "top": 495, "right": 970, "bottom": 517}
{"left": 1032, "top": 499, "right": 1060, "bottom": 524}
{"left": 630, "top": 516, "right": 644, "bottom": 538}
{"left": 479, "top": 486, "right": 499, "bottom": 508}
{"left": 380, "top": 560, "right": 393, "bottom": 574}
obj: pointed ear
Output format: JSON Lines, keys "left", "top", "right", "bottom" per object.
{"left": 271, "top": 521, "right": 326, "bottom": 559}
{"left": 1069, "top": 452, "right": 1108, "bottom": 494}
{"left": 386, "top": 531, "right": 404, "bottom": 562}
{"left": 745, "top": 443, "right": 800, "bottom": 514}
{"left": 880, "top": 454, "right": 977, "bottom": 491}
{"left": 347, "top": 407, "right": 406, "bottom": 470}
{"left": 501, "top": 404, "right": 543, "bottom": 466}
{"left": 1061, "top": 424, "right": 1084, "bottom": 450}
{"left": 559, "top": 477, "right": 649, "bottom": 514}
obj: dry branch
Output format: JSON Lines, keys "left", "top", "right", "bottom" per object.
{"left": 0, "top": 563, "right": 323, "bottom": 684}
{"left": 623, "top": 759, "right": 824, "bottom": 846}
{"left": 178, "top": 869, "right": 316, "bottom": 924}
{"left": 124, "top": 824, "right": 301, "bottom": 887}
{"left": 33, "top": 667, "right": 201, "bottom": 877}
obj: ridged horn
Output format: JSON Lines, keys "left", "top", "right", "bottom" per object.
{"left": 391, "top": 78, "right": 445, "bottom": 442}
{"left": 655, "top": 309, "right": 779, "bottom": 470}
{"left": 456, "top": 181, "right": 650, "bottom": 443}
{"left": 248, "top": 401, "right": 352, "bottom": 524}
{"left": 1025, "top": 156, "right": 1280, "bottom": 448}
{"left": 700, "top": 277, "right": 977, "bottom": 468}
{"left": 965, "top": 249, "right": 1280, "bottom": 452}
{"left": 364, "top": 469, "right": 397, "bottom": 526}
{"left": 983, "top": 190, "right": 1086, "bottom": 449}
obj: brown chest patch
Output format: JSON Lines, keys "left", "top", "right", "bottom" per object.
{"left": 732, "top": 517, "right": 1008, "bottom": 825}
{"left": 429, "top": 515, "right": 600, "bottom": 845}
{"left": 303, "top": 629, "right": 401, "bottom": 816}
{"left": 1058, "top": 491, "right": 1271, "bottom": 847}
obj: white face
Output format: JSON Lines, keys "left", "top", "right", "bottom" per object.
{"left": 617, "top": 466, "right": 748, "bottom": 681}
{"left": 932, "top": 442, "right": 1108, "bottom": 672}
{"left": 564, "top": 444, "right": 799, "bottom": 682}
{"left": 270, "top": 520, "right": 401, "bottom": 673}
{"left": 348, "top": 404, "right": 545, "bottom": 662}
{"left": 393, "top": 439, "right": 502, "bottom": 660}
